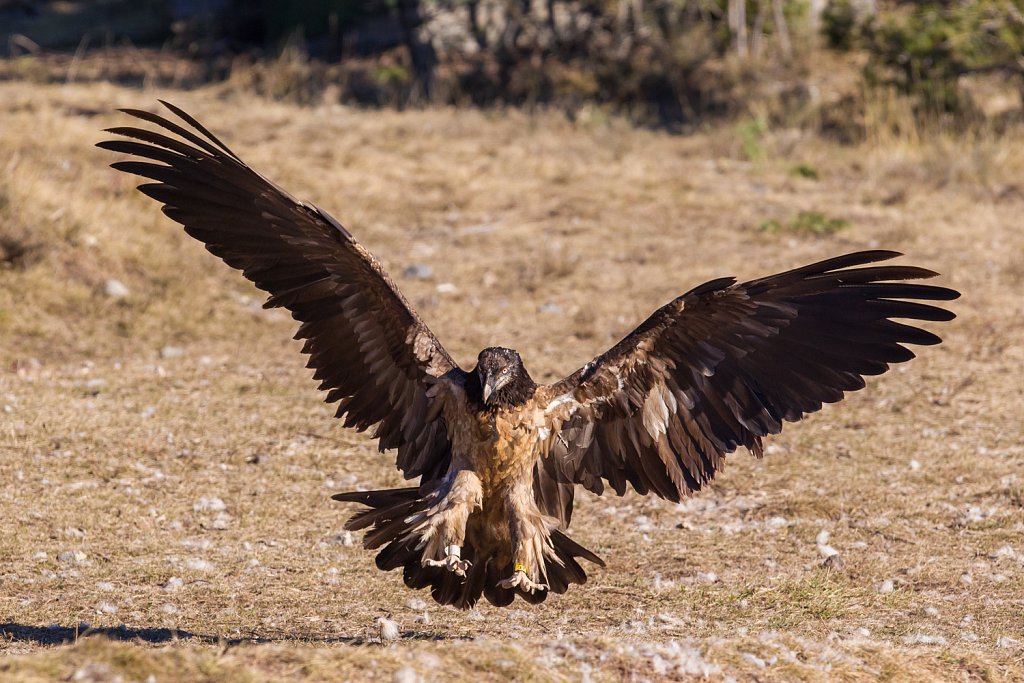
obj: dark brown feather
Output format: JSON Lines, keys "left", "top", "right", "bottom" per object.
{"left": 100, "top": 104, "right": 460, "bottom": 481}
{"left": 547, "top": 250, "right": 959, "bottom": 502}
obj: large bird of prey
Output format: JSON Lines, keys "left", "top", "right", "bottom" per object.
{"left": 101, "top": 102, "right": 959, "bottom": 609}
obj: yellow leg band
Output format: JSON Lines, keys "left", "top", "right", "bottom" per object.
{"left": 514, "top": 563, "right": 527, "bottom": 573}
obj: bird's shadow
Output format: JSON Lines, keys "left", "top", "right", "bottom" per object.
{"left": 0, "top": 622, "right": 458, "bottom": 648}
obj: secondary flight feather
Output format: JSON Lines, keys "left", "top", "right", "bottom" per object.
{"left": 100, "top": 102, "right": 960, "bottom": 608}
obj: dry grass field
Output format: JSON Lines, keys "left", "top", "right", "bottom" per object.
{"left": 1, "top": 78, "right": 1022, "bottom": 681}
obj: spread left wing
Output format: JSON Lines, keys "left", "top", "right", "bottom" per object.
{"left": 540, "top": 250, "right": 959, "bottom": 503}
{"left": 99, "top": 101, "right": 461, "bottom": 481}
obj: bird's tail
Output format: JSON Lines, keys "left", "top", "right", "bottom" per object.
{"left": 332, "top": 486, "right": 604, "bottom": 609}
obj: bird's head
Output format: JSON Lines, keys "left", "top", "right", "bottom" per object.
{"left": 475, "top": 347, "right": 534, "bottom": 407}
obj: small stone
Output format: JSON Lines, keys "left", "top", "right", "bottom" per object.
{"left": 160, "top": 603, "right": 178, "bottom": 615}
{"left": 103, "top": 279, "right": 130, "bottom": 299}
{"left": 57, "top": 550, "right": 87, "bottom": 564}
{"left": 909, "top": 459, "right": 922, "bottom": 471}
{"left": 209, "top": 513, "right": 231, "bottom": 530}
{"left": 902, "top": 633, "right": 946, "bottom": 646}
{"left": 539, "top": 302, "right": 563, "bottom": 314}
{"left": 988, "top": 545, "right": 1017, "bottom": 561}
{"left": 193, "top": 497, "right": 226, "bottom": 513}
{"left": 97, "top": 582, "right": 115, "bottom": 592}
{"left": 406, "top": 597, "right": 426, "bottom": 610}
{"left": 331, "top": 531, "right": 354, "bottom": 546}
{"left": 695, "top": 571, "right": 717, "bottom": 584}
{"left": 997, "top": 636, "right": 1021, "bottom": 649}
{"left": 71, "top": 662, "right": 115, "bottom": 682}
{"left": 160, "top": 346, "right": 185, "bottom": 359}
{"left": 185, "top": 558, "right": 215, "bottom": 573}
{"left": 392, "top": 666, "right": 422, "bottom": 683}
{"left": 818, "top": 544, "right": 840, "bottom": 559}
{"left": 960, "top": 572, "right": 973, "bottom": 585}
{"left": 816, "top": 530, "right": 831, "bottom": 545}
{"left": 821, "top": 554, "right": 845, "bottom": 571}
{"left": 435, "top": 282, "right": 457, "bottom": 294}
{"left": 924, "top": 606, "right": 939, "bottom": 617}
{"left": 163, "top": 576, "right": 184, "bottom": 592}
{"left": 402, "top": 264, "right": 434, "bottom": 280}
{"left": 377, "top": 617, "right": 400, "bottom": 644}
{"left": 878, "top": 579, "right": 895, "bottom": 594}
{"left": 95, "top": 601, "right": 117, "bottom": 615}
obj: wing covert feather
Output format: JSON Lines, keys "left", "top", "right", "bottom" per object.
{"left": 100, "top": 102, "right": 460, "bottom": 480}
{"left": 543, "top": 251, "right": 959, "bottom": 502}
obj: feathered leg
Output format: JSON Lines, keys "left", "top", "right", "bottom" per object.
{"left": 498, "top": 481, "right": 558, "bottom": 593}
{"left": 408, "top": 469, "right": 483, "bottom": 576}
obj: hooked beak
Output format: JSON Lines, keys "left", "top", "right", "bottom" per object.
{"left": 482, "top": 374, "right": 498, "bottom": 404}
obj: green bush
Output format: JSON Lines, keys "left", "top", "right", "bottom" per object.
{"left": 838, "top": 2, "right": 1024, "bottom": 117}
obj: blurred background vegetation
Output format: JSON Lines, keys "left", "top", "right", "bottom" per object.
{"left": 1, "top": 0, "right": 1022, "bottom": 137}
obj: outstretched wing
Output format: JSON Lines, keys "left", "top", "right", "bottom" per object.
{"left": 99, "top": 101, "right": 459, "bottom": 480}
{"left": 542, "top": 251, "right": 959, "bottom": 503}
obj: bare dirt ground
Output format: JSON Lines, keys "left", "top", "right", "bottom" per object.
{"left": 1, "top": 79, "right": 1022, "bottom": 682}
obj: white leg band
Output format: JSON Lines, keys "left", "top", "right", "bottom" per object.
{"left": 444, "top": 544, "right": 461, "bottom": 559}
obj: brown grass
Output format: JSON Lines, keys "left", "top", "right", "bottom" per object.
{"left": 1, "top": 78, "right": 1023, "bottom": 682}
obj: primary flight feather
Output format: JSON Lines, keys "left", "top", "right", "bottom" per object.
{"left": 101, "top": 102, "right": 960, "bottom": 608}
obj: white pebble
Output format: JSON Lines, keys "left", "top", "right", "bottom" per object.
{"left": 634, "top": 515, "right": 653, "bottom": 532}
{"left": 97, "top": 582, "right": 114, "bottom": 592}
{"left": 877, "top": 579, "right": 895, "bottom": 594}
{"left": 185, "top": 558, "right": 215, "bottom": 572}
{"left": 815, "top": 530, "right": 830, "bottom": 545}
{"left": 160, "top": 346, "right": 185, "bottom": 359}
{"left": 902, "top": 633, "right": 946, "bottom": 646}
{"left": 95, "top": 601, "right": 118, "bottom": 615}
{"left": 377, "top": 617, "right": 400, "bottom": 644}
{"left": 103, "top": 279, "right": 130, "bottom": 299}
{"left": 997, "top": 636, "right": 1021, "bottom": 649}
{"left": 193, "top": 497, "right": 226, "bottom": 513}
{"left": 960, "top": 572, "right": 973, "bottom": 584}
{"left": 163, "top": 576, "right": 184, "bottom": 592}
{"left": 406, "top": 598, "right": 426, "bottom": 610}
{"left": 160, "top": 603, "right": 178, "bottom": 615}
{"left": 57, "top": 550, "right": 87, "bottom": 564}
{"left": 988, "top": 545, "right": 1017, "bottom": 561}
{"left": 331, "top": 531, "right": 354, "bottom": 546}
{"left": 392, "top": 666, "right": 422, "bottom": 683}
{"left": 909, "top": 459, "right": 921, "bottom": 471}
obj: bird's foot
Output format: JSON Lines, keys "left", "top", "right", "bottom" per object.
{"left": 422, "top": 544, "right": 471, "bottom": 577}
{"left": 499, "top": 566, "right": 548, "bottom": 593}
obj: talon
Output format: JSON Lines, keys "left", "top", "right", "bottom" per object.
{"left": 498, "top": 569, "right": 548, "bottom": 593}
{"left": 422, "top": 544, "right": 471, "bottom": 577}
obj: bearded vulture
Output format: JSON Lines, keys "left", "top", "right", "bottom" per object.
{"left": 100, "top": 102, "right": 960, "bottom": 609}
